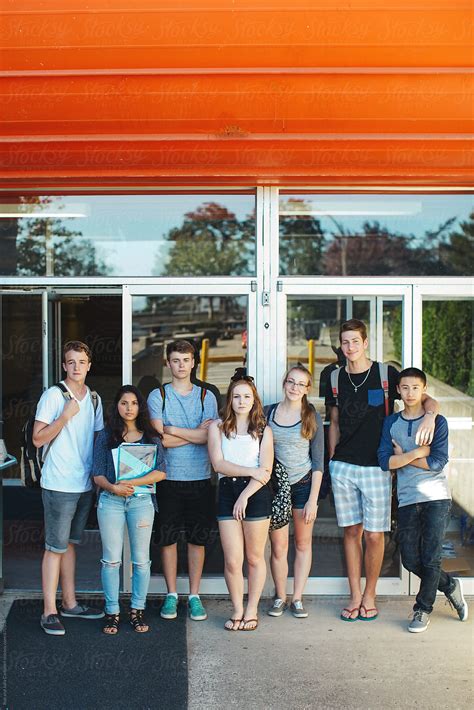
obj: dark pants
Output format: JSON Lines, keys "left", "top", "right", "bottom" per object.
{"left": 398, "top": 500, "right": 454, "bottom": 613}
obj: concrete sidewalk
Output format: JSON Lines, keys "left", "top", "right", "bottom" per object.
{"left": 188, "top": 597, "right": 473, "bottom": 710}
{"left": 1, "top": 593, "right": 472, "bottom": 709}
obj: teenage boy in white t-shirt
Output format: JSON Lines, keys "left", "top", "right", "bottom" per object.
{"left": 33, "top": 341, "right": 104, "bottom": 635}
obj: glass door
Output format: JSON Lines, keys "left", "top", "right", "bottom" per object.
{"left": 413, "top": 283, "right": 474, "bottom": 596}
{"left": 275, "top": 282, "right": 412, "bottom": 595}
{"left": 123, "top": 282, "right": 257, "bottom": 594}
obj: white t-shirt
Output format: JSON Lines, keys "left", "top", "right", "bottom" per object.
{"left": 35, "top": 382, "right": 104, "bottom": 493}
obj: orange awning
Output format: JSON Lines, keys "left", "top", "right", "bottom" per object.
{"left": 1, "top": 0, "right": 473, "bottom": 187}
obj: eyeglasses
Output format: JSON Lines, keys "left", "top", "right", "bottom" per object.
{"left": 285, "top": 378, "right": 309, "bottom": 390}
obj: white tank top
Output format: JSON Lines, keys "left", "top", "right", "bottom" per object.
{"left": 219, "top": 432, "right": 259, "bottom": 479}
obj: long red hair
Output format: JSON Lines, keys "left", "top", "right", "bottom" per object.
{"left": 220, "top": 378, "right": 266, "bottom": 440}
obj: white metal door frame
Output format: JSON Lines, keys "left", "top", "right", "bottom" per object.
{"left": 275, "top": 281, "right": 413, "bottom": 595}
{"left": 122, "top": 280, "right": 260, "bottom": 594}
{"left": 412, "top": 281, "right": 474, "bottom": 596}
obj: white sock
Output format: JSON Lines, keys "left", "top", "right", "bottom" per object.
{"left": 188, "top": 594, "right": 200, "bottom": 601}
{"left": 166, "top": 592, "right": 178, "bottom": 599}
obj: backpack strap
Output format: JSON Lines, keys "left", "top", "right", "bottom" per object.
{"left": 42, "top": 383, "right": 73, "bottom": 463}
{"left": 159, "top": 383, "right": 167, "bottom": 413}
{"left": 330, "top": 367, "right": 341, "bottom": 407}
{"left": 378, "top": 362, "right": 390, "bottom": 416}
{"left": 200, "top": 387, "right": 207, "bottom": 411}
{"left": 160, "top": 383, "right": 207, "bottom": 413}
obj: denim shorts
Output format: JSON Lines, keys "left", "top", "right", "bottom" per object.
{"left": 290, "top": 471, "right": 312, "bottom": 509}
{"left": 217, "top": 477, "right": 272, "bottom": 521}
{"left": 42, "top": 488, "right": 95, "bottom": 553}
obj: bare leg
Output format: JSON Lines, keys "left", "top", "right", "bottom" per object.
{"left": 161, "top": 543, "right": 178, "bottom": 594}
{"left": 269, "top": 525, "right": 289, "bottom": 600}
{"left": 360, "top": 530, "right": 385, "bottom": 618}
{"left": 60, "top": 544, "right": 77, "bottom": 609}
{"left": 292, "top": 510, "right": 315, "bottom": 601}
{"left": 242, "top": 519, "right": 270, "bottom": 628}
{"left": 42, "top": 550, "right": 62, "bottom": 616}
{"left": 187, "top": 543, "right": 205, "bottom": 596}
{"left": 219, "top": 520, "right": 245, "bottom": 628}
{"left": 341, "top": 523, "right": 364, "bottom": 619}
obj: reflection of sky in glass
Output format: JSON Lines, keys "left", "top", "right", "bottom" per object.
{"left": 280, "top": 194, "right": 473, "bottom": 247}
{"left": 21, "top": 194, "right": 255, "bottom": 276}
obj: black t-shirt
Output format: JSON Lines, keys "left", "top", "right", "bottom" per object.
{"left": 325, "top": 363, "right": 399, "bottom": 466}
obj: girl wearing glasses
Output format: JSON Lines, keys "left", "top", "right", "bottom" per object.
{"left": 266, "top": 365, "right": 324, "bottom": 619}
{"left": 208, "top": 374, "right": 273, "bottom": 631}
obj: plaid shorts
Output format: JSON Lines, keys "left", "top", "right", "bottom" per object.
{"left": 329, "top": 460, "right": 392, "bottom": 532}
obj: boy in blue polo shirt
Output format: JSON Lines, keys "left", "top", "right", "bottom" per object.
{"left": 378, "top": 367, "right": 468, "bottom": 633}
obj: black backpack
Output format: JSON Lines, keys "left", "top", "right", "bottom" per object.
{"left": 20, "top": 383, "right": 98, "bottom": 488}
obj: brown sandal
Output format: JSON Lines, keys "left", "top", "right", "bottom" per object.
{"left": 240, "top": 618, "right": 258, "bottom": 631}
{"left": 224, "top": 618, "right": 242, "bottom": 631}
{"left": 129, "top": 609, "right": 149, "bottom": 633}
{"left": 103, "top": 613, "right": 120, "bottom": 635}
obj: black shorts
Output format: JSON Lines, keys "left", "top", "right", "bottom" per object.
{"left": 217, "top": 477, "right": 272, "bottom": 521}
{"left": 154, "top": 479, "right": 215, "bottom": 546}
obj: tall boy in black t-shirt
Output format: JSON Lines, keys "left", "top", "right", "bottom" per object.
{"left": 326, "top": 319, "right": 439, "bottom": 622}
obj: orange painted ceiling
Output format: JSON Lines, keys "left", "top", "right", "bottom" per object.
{"left": 0, "top": 0, "right": 473, "bottom": 187}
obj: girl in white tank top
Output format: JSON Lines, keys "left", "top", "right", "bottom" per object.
{"left": 208, "top": 374, "right": 274, "bottom": 631}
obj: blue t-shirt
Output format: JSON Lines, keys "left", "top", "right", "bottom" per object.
{"left": 378, "top": 413, "right": 450, "bottom": 507}
{"left": 147, "top": 384, "right": 218, "bottom": 481}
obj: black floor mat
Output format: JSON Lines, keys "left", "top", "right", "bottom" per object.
{"left": 1, "top": 599, "right": 188, "bottom": 710}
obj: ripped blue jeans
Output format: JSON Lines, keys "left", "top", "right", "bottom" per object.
{"left": 98, "top": 491, "right": 154, "bottom": 614}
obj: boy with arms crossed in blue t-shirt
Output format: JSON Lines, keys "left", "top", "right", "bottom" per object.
{"left": 378, "top": 367, "right": 468, "bottom": 633}
{"left": 148, "top": 340, "right": 218, "bottom": 622}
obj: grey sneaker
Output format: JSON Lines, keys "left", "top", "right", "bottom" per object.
{"left": 408, "top": 609, "right": 430, "bottom": 633}
{"left": 445, "top": 578, "right": 469, "bottom": 621}
{"left": 267, "top": 598, "right": 288, "bottom": 617}
{"left": 40, "top": 614, "right": 66, "bottom": 636}
{"left": 290, "top": 600, "right": 308, "bottom": 618}
{"left": 59, "top": 604, "right": 104, "bottom": 619}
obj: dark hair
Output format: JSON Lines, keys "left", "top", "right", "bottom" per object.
{"left": 339, "top": 319, "right": 368, "bottom": 343}
{"left": 220, "top": 377, "right": 266, "bottom": 440}
{"left": 166, "top": 339, "right": 195, "bottom": 361}
{"left": 107, "top": 384, "right": 158, "bottom": 448}
{"left": 283, "top": 364, "right": 317, "bottom": 440}
{"left": 398, "top": 367, "right": 427, "bottom": 387}
{"left": 63, "top": 340, "right": 91, "bottom": 363}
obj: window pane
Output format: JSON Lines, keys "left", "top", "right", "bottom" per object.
{"left": 287, "top": 295, "right": 402, "bottom": 577}
{"left": 422, "top": 298, "right": 473, "bottom": 578}
{"left": 0, "top": 194, "right": 256, "bottom": 277}
{"left": 279, "top": 194, "right": 473, "bottom": 276}
{"left": 132, "top": 294, "right": 247, "bottom": 578}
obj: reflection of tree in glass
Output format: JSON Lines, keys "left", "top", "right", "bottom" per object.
{"left": 428, "top": 212, "right": 474, "bottom": 275}
{"left": 14, "top": 197, "right": 109, "bottom": 276}
{"left": 156, "top": 202, "right": 254, "bottom": 277}
{"left": 279, "top": 199, "right": 325, "bottom": 275}
{"left": 323, "top": 221, "right": 427, "bottom": 276}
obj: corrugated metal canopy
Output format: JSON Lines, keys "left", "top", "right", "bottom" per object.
{"left": 1, "top": 0, "right": 473, "bottom": 187}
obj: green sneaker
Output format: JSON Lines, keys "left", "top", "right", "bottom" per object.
{"left": 188, "top": 596, "right": 207, "bottom": 621}
{"left": 160, "top": 594, "right": 178, "bottom": 620}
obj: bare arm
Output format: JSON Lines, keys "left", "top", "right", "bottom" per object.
{"left": 328, "top": 406, "right": 340, "bottom": 459}
{"left": 151, "top": 417, "right": 189, "bottom": 449}
{"left": 32, "top": 398, "right": 80, "bottom": 448}
{"left": 389, "top": 440, "right": 431, "bottom": 470}
{"left": 164, "top": 419, "right": 213, "bottom": 445}
{"left": 93, "top": 474, "right": 135, "bottom": 497}
{"left": 416, "top": 393, "right": 440, "bottom": 446}
{"left": 233, "top": 428, "right": 274, "bottom": 520}
{"left": 207, "top": 421, "right": 271, "bottom": 483}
